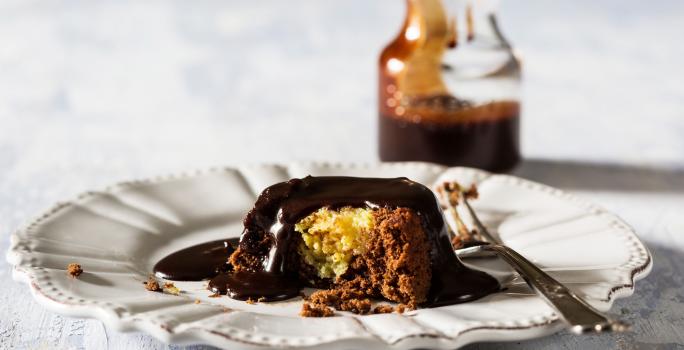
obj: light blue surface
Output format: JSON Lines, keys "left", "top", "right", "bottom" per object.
{"left": 0, "top": 0, "right": 683, "bottom": 348}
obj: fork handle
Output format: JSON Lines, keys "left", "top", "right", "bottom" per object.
{"left": 481, "top": 244, "right": 629, "bottom": 334}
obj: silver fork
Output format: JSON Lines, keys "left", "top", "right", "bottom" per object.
{"left": 439, "top": 184, "right": 630, "bottom": 334}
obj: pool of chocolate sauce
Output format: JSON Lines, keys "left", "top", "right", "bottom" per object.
{"left": 152, "top": 176, "right": 500, "bottom": 307}
{"left": 154, "top": 238, "right": 238, "bottom": 281}
{"left": 208, "top": 271, "right": 301, "bottom": 301}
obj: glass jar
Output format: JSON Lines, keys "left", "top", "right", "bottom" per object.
{"left": 378, "top": 0, "right": 521, "bottom": 172}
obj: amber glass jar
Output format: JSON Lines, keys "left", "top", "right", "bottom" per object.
{"left": 378, "top": 0, "right": 521, "bottom": 172}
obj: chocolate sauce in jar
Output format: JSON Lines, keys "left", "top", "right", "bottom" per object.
{"left": 379, "top": 100, "right": 521, "bottom": 172}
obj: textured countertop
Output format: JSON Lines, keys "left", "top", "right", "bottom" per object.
{"left": 1, "top": 0, "right": 683, "bottom": 349}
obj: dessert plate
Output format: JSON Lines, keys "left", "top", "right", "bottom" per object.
{"left": 7, "top": 162, "right": 652, "bottom": 349}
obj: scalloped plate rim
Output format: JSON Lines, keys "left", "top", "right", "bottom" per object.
{"left": 6, "top": 161, "right": 653, "bottom": 349}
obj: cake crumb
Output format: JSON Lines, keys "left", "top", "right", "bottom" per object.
{"left": 194, "top": 299, "right": 201, "bottom": 304}
{"left": 396, "top": 304, "right": 408, "bottom": 314}
{"left": 339, "top": 298, "right": 371, "bottom": 314}
{"left": 451, "top": 228, "right": 478, "bottom": 249}
{"left": 163, "top": 282, "right": 181, "bottom": 295}
{"left": 306, "top": 288, "right": 372, "bottom": 315}
{"left": 245, "top": 298, "right": 256, "bottom": 304}
{"left": 373, "top": 305, "right": 395, "bottom": 314}
{"left": 464, "top": 184, "right": 479, "bottom": 200}
{"left": 144, "top": 277, "right": 161, "bottom": 292}
{"left": 300, "top": 302, "right": 335, "bottom": 317}
{"left": 66, "top": 263, "right": 83, "bottom": 278}
{"left": 208, "top": 292, "right": 221, "bottom": 298}
{"left": 451, "top": 234, "right": 464, "bottom": 249}
{"left": 439, "top": 181, "right": 478, "bottom": 206}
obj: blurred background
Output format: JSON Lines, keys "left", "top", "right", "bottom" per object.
{"left": 1, "top": 0, "right": 683, "bottom": 175}
{"left": 1, "top": 0, "right": 683, "bottom": 349}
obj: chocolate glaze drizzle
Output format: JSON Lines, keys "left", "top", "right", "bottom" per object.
{"left": 208, "top": 271, "right": 301, "bottom": 301}
{"left": 154, "top": 176, "right": 499, "bottom": 306}
{"left": 153, "top": 238, "right": 238, "bottom": 281}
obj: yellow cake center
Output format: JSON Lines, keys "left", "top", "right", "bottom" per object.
{"left": 295, "top": 207, "right": 374, "bottom": 279}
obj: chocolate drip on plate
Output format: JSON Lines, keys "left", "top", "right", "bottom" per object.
{"left": 208, "top": 271, "right": 300, "bottom": 301}
{"left": 153, "top": 238, "right": 238, "bottom": 281}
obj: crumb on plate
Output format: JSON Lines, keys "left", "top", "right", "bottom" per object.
{"left": 66, "top": 263, "right": 83, "bottom": 278}
{"left": 373, "top": 305, "right": 395, "bottom": 314}
{"left": 144, "top": 276, "right": 161, "bottom": 292}
{"left": 299, "top": 302, "right": 335, "bottom": 317}
{"left": 163, "top": 282, "right": 181, "bottom": 295}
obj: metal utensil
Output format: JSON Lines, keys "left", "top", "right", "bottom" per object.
{"left": 438, "top": 183, "right": 630, "bottom": 334}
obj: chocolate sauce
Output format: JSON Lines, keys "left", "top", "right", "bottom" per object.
{"left": 152, "top": 177, "right": 499, "bottom": 306}
{"left": 379, "top": 111, "right": 520, "bottom": 172}
{"left": 153, "top": 238, "right": 238, "bottom": 281}
{"left": 429, "top": 235, "right": 498, "bottom": 306}
{"left": 208, "top": 271, "right": 300, "bottom": 301}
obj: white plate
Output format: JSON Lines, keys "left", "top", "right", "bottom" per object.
{"left": 7, "top": 162, "right": 652, "bottom": 349}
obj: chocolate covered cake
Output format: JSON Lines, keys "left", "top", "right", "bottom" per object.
{"left": 152, "top": 176, "right": 499, "bottom": 316}
{"left": 215, "top": 176, "right": 499, "bottom": 315}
